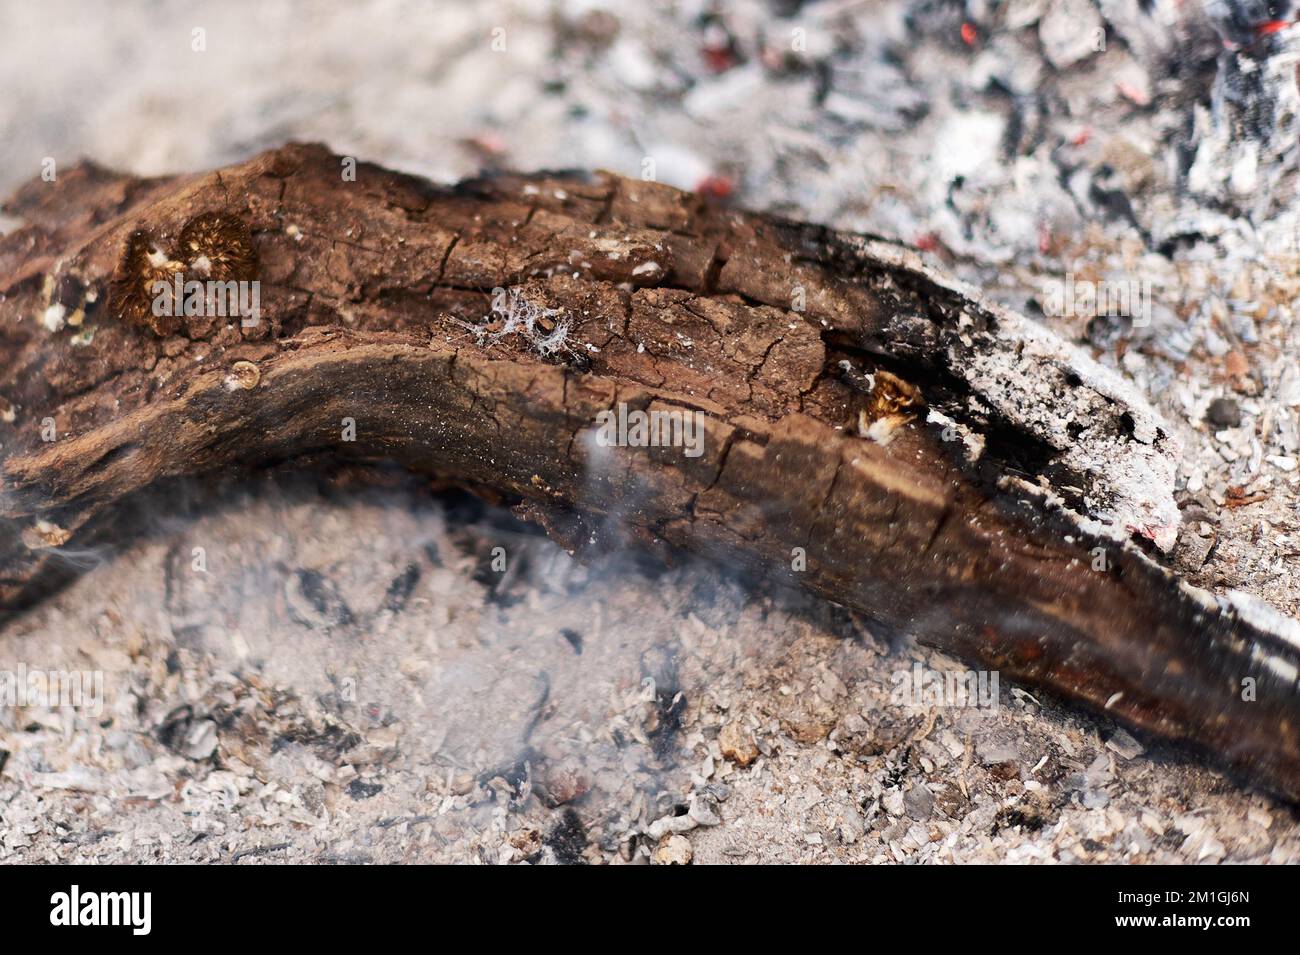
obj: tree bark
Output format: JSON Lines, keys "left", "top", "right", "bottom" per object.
{"left": 2, "top": 143, "right": 1298, "bottom": 800}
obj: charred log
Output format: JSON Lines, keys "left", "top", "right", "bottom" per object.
{"left": 1, "top": 143, "right": 1298, "bottom": 800}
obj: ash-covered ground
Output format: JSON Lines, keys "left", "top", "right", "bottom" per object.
{"left": 3, "top": 0, "right": 1300, "bottom": 863}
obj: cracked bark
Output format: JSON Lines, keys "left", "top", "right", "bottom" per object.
{"left": 2, "top": 143, "right": 1299, "bottom": 800}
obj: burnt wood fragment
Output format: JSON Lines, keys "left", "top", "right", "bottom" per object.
{"left": 2, "top": 143, "right": 1298, "bottom": 800}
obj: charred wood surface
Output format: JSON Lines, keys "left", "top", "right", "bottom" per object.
{"left": 2, "top": 143, "right": 1298, "bottom": 800}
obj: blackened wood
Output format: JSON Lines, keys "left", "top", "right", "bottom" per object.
{"left": 1, "top": 143, "right": 1297, "bottom": 800}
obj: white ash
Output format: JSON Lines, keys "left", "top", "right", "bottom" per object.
{"left": 857, "top": 235, "right": 1182, "bottom": 551}
{"left": 5, "top": 477, "right": 1294, "bottom": 864}
{"left": 41, "top": 303, "right": 67, "bottom": 333}
{"left": 462, "top": 286, "right": 574, "bottom": 358}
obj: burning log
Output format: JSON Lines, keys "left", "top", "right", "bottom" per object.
{"left": 1, "top": 143, "right": 1298, "bottom": 799}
